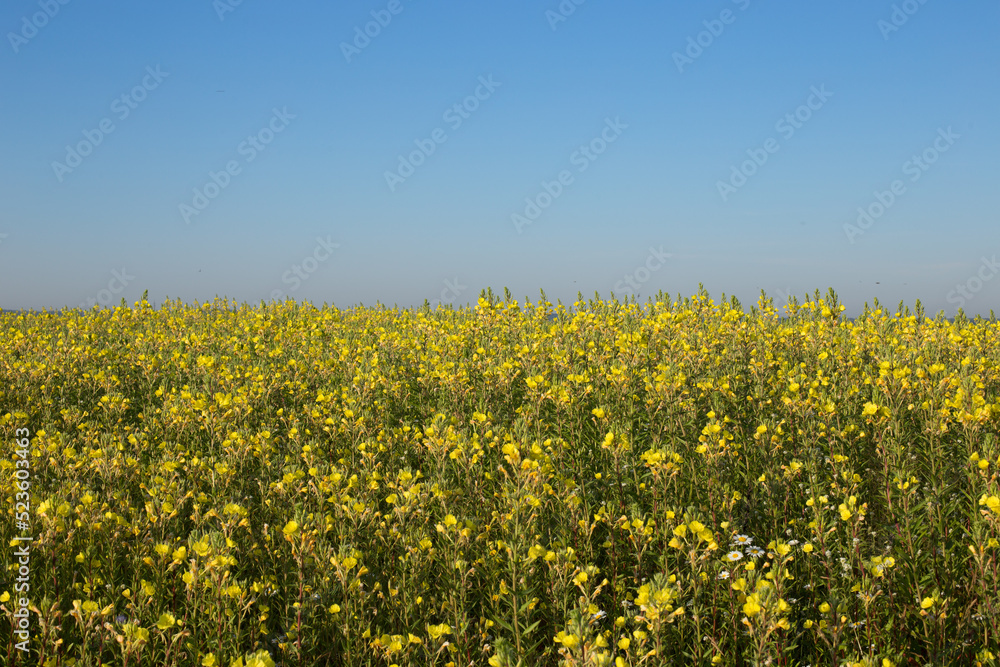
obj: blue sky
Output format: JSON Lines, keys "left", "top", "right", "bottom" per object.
{"left": 1, "top": 0, "right": 998, "bottom": 316}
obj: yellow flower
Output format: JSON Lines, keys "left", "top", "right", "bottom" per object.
{"left": 242, "top": 650, "right": 276, "bottom": 667}
{"left": 920, "top": 597, "right": 934, "bottom": 609}
{"left": 618, "top": 638, "right": 630, "bottom": 649}
{"left": 342, "top": 556, "right": 357, "bottom": 570}
{"left": 862, "top": 402, "right": 879, "bottom": 416}
{"left": 689, "top": 520, "right": 705, "bottom": 533}
{"left": 282, "top": 521, "right": 299, "bottom": 536}
{"left": 427, "top": 623, "right": 451, "bottom": 640}
{"left": 443, "top": 514, "right": 458, "bottom": 528}
{"left": 802, "top": 543, "right": 813, "bottom": 553}
{"left": 82, "top": 601, "right": 99, "bottom": 615}
{"left": 328, "top": 604, "right": 341, "bottom": 614}
{"left": 528, "top": 544, "right": 546, "bottom": 560}
{"left": 156, "top": 612, "right": 176, "bottom": 630}
{"left": 673, "top": 524, "right": 687, "bottom": 537}
{"left": 572, "top": 571, "right": 588, "bottom": 587}
{"left": 202, "top": 653, "right": 217, "bottom": 666}
{"left": 819, "top": 603, "right": 831, "bottom": 613}
{"left": 653, "top": 589, "right": 672, "bottom": 605}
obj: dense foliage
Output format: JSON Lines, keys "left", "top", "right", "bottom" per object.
{"left": 1, "top": 288, "right": 998, "bottom": 666}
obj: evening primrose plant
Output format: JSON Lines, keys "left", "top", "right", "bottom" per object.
{"left": 0, "top": 289, "right": 998, "bottom": 664}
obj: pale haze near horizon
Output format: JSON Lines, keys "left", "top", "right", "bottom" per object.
{"left": 0, "top": 1, "right": 997, "bottom": 318}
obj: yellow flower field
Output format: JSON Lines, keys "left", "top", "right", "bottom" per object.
{"left": 1, "top": 287, "right": 999, "bottom": 666}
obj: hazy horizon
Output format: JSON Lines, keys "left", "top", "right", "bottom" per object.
{"left": 2, "top": 1, "right": 997, "bottom": 318}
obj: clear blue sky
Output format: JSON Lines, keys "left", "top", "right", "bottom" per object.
{"left": 2, "top": 0, "right": 998, "bottom": 316}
